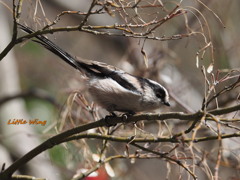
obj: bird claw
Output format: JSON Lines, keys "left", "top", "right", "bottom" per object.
{"left": 104, "top": 111, "right": 135, "bottom": 126}
{"left": 121, "top": 111, "right": 135, "bottom": 123}
{"left": 104, "top": 113, "right": 117, "bottom": 127}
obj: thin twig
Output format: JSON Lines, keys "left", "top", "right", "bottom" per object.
{"left": 0, "top": 89, "right": 61, "bottom": 108}
{"left": 78, "top": 0, "right": 97, "bottom": 30}
{"left": 131, "top": 143, "right": 197, "bottom": 180}
{"left": 0, "top": 103, "right": 240, "bottom": 178}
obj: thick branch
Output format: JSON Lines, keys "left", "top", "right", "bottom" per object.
{"left": 0, "top": 0, "right": 23, "bottom": 61}
{"left": 0, "top": 103, "right": 239, "bottom": 179}
{"left": 62, "top": 131, "right": 240, "bottom": 144}
{"left": 209, "top": 103, "right": 240, "bottom": 115}
{"left": 0, "top": 120, "right": 105, "bottom": 179}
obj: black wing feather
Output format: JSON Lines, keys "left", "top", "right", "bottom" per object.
{"left": 18, "top": 23, "right": 138, "bottom": 92}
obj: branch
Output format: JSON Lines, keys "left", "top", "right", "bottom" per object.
{"left": 78, "top": 0, "right": 97, "bottom": 29}
{"left": 0, "top": 0, "right": 23, "bottom": 61}
{"left": 0, "top": 89, "right": 61, "bottom": 108}
{"left": 11, "top": 175, "right": 45, "bottom": 180}
{"left": 131, "top": 143, "right": 197, "bottom": 180}
{"left": 62, "top": 131, "right": 240, "bottom": 144}
{"left": 16, "top": 24, "right": 193, "bottom": 44}
{"left": 204, "top": 76, "right": 240, "bottom": 108}
{"left": 0, "top": 103, "right": 239, "bottom": 179}
{"left": 71, "top": 153, "right": 175, "bottom": 180}
{"left": 0, "top": 119, "right": 105, "bottom": 179}
{"left": 209, "top": 103, "right": 240, "bottom": 116}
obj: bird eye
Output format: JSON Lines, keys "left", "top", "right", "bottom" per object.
{"left": 156, "top": 93, "right": 163, "bottom": 99}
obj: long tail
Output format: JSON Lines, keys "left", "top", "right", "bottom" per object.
{"left": 18, "top": 23, "right": 83, "bottom": 71}
{"left": 18, "top": 24, "right": 124, "bottom": 79}
{"left": 18, "top": 24, "right": 141, "bottom": 92}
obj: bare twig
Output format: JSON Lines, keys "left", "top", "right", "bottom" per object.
{"left": 0, "top": 103, "right": 239, "bottom": 179}
{"left": 0, "top": 0, "right": 23, "bottom": 61}
{"left": 78, "top": 0, "right": 98, "bottom": 30}
{"left": 0, "top": 88, "right": 61, "bottom": 108}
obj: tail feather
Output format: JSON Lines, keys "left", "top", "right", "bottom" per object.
{"left": 18, "top": 24, "right": 144, "bottom": 94}
{"left": 18, "top": 23, "right": 121, "bottom": 78}
{"left": 18, "top": 23, "right": 82, "bottom": 70}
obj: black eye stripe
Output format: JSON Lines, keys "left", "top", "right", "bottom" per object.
{"left": 156, "top": 93, "right": 163, "bottom": 98}
{"left": 136, "top": 77, "right": 166, "bottom": 99}
{"left": 146, "top": 80, "right": 166, "bottom": 99}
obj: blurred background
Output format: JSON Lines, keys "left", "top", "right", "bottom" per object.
{"left": 0, "top": 0, "right": 240, "bottom": 179}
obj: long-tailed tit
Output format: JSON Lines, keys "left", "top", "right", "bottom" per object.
{"left": 19, "top": 24, "right": 170, "bottom": 114}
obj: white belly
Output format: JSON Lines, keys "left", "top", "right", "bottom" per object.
{"left": 88, "top": 78, "right": 160, "bottom": 113}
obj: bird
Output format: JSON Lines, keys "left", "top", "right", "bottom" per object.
{"left": 18, "top": 23, "right": 170, "bottom": 115}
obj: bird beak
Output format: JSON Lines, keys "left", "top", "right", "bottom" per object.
{"left": 163, "top": 101, "right": 170, "bottom": 106}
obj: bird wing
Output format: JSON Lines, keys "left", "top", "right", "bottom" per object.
{"left": 18, "top": 23, "right": 139, "bottom": 93}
